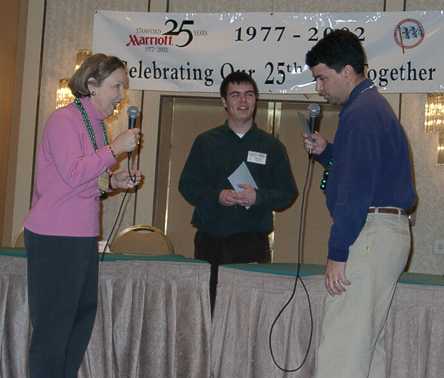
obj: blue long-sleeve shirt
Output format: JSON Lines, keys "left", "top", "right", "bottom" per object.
{"left": 316, "top": 79, "right": 416, "bottom": 262}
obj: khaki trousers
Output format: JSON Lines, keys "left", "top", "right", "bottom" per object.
{"left": 314, "top": 212, "right": 411, "bottom": 378}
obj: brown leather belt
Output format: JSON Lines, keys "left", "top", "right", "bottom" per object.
{"left": 368, "top": 207, "right": 406, "bottom": 215}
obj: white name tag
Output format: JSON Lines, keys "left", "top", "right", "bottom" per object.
{"left": 247, "top": 151, "right": 267, "bottom": 165}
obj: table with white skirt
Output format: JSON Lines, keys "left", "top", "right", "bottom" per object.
{"left": 0, "top": 250, "right": 211, "bottom": 378}
{"left": 211, "top": 263, "right": 444, "bottom": 378}
{"left": 2, "top": 249, "right": 444, "bottom": 378}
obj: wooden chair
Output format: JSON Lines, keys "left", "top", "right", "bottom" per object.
{"left": 109, "top": 225, "right": 174, "bottom": 255}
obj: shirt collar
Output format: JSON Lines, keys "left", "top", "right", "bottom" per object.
{"left": 341, "top": 79, "right": 375, "bottom": 113}
{"left": 223, "top": 120, "right": 257, "bottom": 137}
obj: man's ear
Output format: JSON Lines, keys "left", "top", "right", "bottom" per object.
{"left": 221, "top": 97, "right": 227, "bottom": 110}
{"left": 342, "top": 64, "right": 356, "bottom": 79}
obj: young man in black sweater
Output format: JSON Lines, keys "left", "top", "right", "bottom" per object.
{"left": 179, "top": 71, "right": 298, "bottom": 312}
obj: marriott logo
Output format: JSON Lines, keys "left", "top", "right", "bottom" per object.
{"left": 126, "top": 34, "right": 173, "bottom": 47}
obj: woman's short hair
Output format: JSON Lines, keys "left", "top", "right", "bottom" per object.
{"left": 68, "top": 54, "right": 126, "bottom": 98}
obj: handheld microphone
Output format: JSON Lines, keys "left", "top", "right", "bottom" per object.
{"left": 127, "top": 106, "right": 139, "bottom": 129}
{"left": 307, "top": 103, "right": 321, "bottom": 134}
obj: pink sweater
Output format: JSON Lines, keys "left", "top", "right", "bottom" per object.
{"left": 24, "top": 97, "right": 116, "bottom": 237}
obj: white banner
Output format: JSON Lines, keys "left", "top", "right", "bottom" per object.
{"left": 93, "top": 11, "right": 444, "bottom": 93}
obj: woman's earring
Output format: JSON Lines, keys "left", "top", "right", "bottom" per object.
{"left": 91, "top": 90, "right": 96, "bottom": 96}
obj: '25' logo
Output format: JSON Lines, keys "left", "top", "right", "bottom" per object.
{"left": 163, "top": 19, "right": 194, "bottom": 47}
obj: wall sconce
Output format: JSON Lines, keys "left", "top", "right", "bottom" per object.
{"left": 424, "top": 93, "right": 444, "bottom": 165}
{"left": 438, "top": 131, "right": 444, "bottom": 165}
{"left": 75, "top": 49, "right": 91, "bottom": 71}
{"left": 56, "top": 79, "right": 74, "bottom": 109}
{"left": 56, "top": 49, "right": 91, "bottom": 108}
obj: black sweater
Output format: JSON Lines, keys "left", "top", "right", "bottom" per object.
{"left": 179, "top": 122, "right": 298, "bottom": 236}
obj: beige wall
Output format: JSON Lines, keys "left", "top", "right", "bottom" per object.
{"left": 403, "top": 0, "right": 444, "bottom": 274}
{"left": 4, "top": 0, "right": 444, "bottom": 274}
{"left": 3, "top": 0, "right": 45, "bottom": 247}
{"left": 0, "top": 0, "right": 25, "bottom": 244}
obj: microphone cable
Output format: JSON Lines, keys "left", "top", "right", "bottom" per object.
{"left": 268, "top": 151, "right": 315, "bottom": 373}
{"left": 100, "top": 188, "right": 131, "bottom": 261}
{"left": 100, "top": 133, "right": 142, "bottom": 262}
{"left": 98, "top": 105, "right": 142, "bottom": 261}
{"left": 127, "top": 105, "right": 141, "bottom": 184}
{"left": 127, "top": 149, "right": 139, "bottom": 184}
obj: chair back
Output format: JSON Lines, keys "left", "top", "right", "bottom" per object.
{"left": 109, "top": 225, "right": 174, "bottom": 255}
{"left": 14, "top": 229, "right": 25, "bottom": 248}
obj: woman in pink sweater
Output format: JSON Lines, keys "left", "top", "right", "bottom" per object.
{"left": 24, "top": 54, "right": 141, "bottom": 378}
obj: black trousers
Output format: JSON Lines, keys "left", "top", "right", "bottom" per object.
{"left": 194, "top": 231, "right": 271, "bottom": 314}
{"left": 25, "top": 229, "right": 99, "bottom": 378}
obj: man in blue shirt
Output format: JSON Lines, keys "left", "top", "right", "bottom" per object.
{"left": 304, "top": 30, "right": 416, "bottom": 378}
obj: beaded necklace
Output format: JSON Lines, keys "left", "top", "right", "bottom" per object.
{"left": 74, "top": 97, "right": 111, "bottom": 196}
{"left": 74, "top": 97, "right": 109, "bottom": 148}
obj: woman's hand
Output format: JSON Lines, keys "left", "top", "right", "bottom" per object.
{"left": 110, "top": 170, "right": 143, "bottom": 190}
{"left": 110, "top": 129, "right": 141, "bottom": 155}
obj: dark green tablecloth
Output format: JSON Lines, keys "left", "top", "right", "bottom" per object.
{"left": 4, "top": 247, "right": 443, "bottom": 286}
{"left": 223, "top": 262, "right": 444, "bottom": 286}
{"left": 0, "top": 247, "right": 203, "bottom": 263}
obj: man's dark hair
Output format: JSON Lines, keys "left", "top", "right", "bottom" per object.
{"left": 219, "top": 71, "right": 259, "bottom": 99}
{"left": 305, "top": 29, "right": 367, "bottom": 74}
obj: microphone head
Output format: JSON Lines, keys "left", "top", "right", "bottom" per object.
{"left": 127, "top": 106, "right": 139, "bottom": 120}
{"left": 308, "top": 103, "right": 321, "bottom": 118}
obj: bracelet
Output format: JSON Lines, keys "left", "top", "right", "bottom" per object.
{"left": 108, "top": 171, "right": 113, "bottom": 191}
{"left": 107, "top": 144, "right": 117, "bottom": 159}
